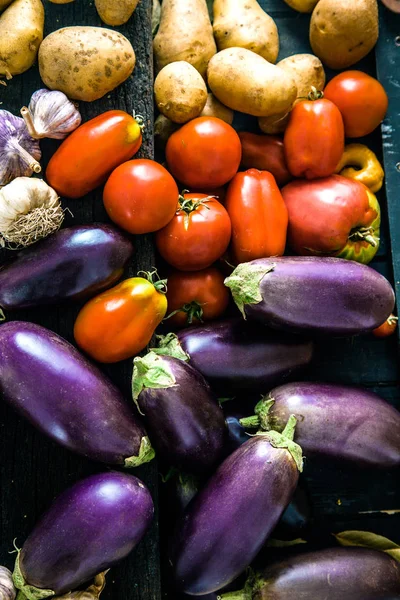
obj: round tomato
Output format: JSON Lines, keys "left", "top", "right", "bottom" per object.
{"left": 155, "top": 193, "right": 232, "bottom": 271}
{"left": 324, "top": 71, "right": 389, "bottom": 138}
{"left": 166, "top": 268, "right": 230, "bottom": 328}
{"left": 372, "top": 314, "right": 398, "bottom": 338}
{"left": 103, "top": 159, "right": 179, "bottom": 234}
{"left": 165, "top": 117, "right": 242, "bottom": 189}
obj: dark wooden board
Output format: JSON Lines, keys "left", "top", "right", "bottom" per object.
{"left": 0, "top": 1, "right": 162, "bottom": 599}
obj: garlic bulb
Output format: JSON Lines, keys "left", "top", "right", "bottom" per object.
{"left": 20, "top": 89, "right": 82, "bottom": 140}
{"left": 54, "top": 572, "right": 107, "bottom": 600}
{"left": 0, "top": 177, "right": 64, "bottom": 248}
{"left": 0, "top": 566, "right": 16, "bottom": 600}
{"left": 0, "top": 110, "right": 41, "bottom": 185}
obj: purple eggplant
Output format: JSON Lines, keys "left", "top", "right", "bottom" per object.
{"left": 132, "top": 352, "right": 226, "bottom": 473}
{"left": 241, "top": 382, "right": 400, "bottom": 468}
{"left": 0, "top": 321, "right": 154, "bottom": 467}
{"left": 219, "top": 548, "right": 400, "bottom": 600}
{"left": 225, "top": 257, "right": 395, "bottom": 336}
{"left": 0, "top": 224, "right": 133, "bottom": 312}
{"left": 154, "top": 319, "right": 314, "bottom": 395}
{"left": 12, "top": 472, "right": 153, "bottom": 597}
{"left": 171, "top": 418, "right": 303, "bottom": 595}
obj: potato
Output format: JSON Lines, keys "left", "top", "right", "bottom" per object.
{"left": 259, "top": 53, "right": 325, "bottom": 134}
{"left": 49, "top": 0, "right": 75, "bottom": 3}
{"left": 200, "top": 93, "right": 234, "bottom": 124}
{"left": 154, "top": 61, "right": 208, "bottom": 124}
{"left": 310, "top": 0, "right": 379, "bottom": 70}
{"left": 38, "top": 26, "right": 135, "bottom": 102}
{"left": 283, "top": 0, "right": 319, "bottom": 12}
{"left": 207, "top": 47, "right": 297, "bottom": 118}
{"left": 95, "top": 0, "right": 139, "bottom": 26}
{"left": 153, "top": 0, "right": 216, "bottom": 78}
{"left": 154, "top": 114, "right": 181, "bottom": 152}
{"left": 0, "top": 0, "right": 44, "bottom": 80}
{"left": 213, "top": 0, "right": 279, "bottom": 64}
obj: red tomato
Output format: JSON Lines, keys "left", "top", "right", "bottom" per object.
{"left": 46, "top": 110, "right": 142, "bottom": 199}
{"left": 372, "top": 314, "right": 398, "bottom": 338}
{"left": 225, "top": 169, "right": 288, "bottom": 264}
{"left": 166, "top": 117, "right": 242, "bottom": 189}
{"left": 238, "top": 132, "right": 293, "bottom": 186}
{"left": 324, "top": 71, "right": 389, "bottom": 138}
{"left": 284, "top": 95, "right": 345, "bottom": 179}
{"left": 103, "top": 159, "right": 179, "bottom": 234}
{"left": 166, "top": 268, "right": 230, "bottom": 328}
{"left": 190, "top": 186, "right": 227, "bottom": 204}
{"left": 155, "top": 193, "right": 231, "bottom": 271}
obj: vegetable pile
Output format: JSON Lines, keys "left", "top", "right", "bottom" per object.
{"left": 0, "top": 0, "right": 399, "bottom": 599}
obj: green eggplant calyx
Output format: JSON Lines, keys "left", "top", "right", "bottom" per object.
{"left": 258, "top": 415, "right": 304, "bottom": 473}
{"left": 124, "top": 436, "right": 155, "bottom": 468}
{"left": 132, "top": 351, "right": 177, "bottom": 406}
{"left": 239, "top": 415, "right": 260, "bottom": 429}
{"left": 151, "top": 333, "right": 190, "bottom": 363}
{"left": 224, "top": 262, "right": 275, "bottom": 319}
{"left": 240, "top": 397, "right": 275, "bottom": 430}
{"left": 218, "top": 569, "right": 256, "bottom": 600}
{"left": 13, "top": 554, "right": 55, "bottom": 600}
{"left": 0, "top": 307, "right": 5, "bottom": 321}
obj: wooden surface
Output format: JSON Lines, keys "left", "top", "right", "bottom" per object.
{"left": 0, "top": 2, "right": 162, "bottom": 599}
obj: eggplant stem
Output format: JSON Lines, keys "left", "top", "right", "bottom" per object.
{"left": 282, "top": 414, "right": 297, "bottom": 441}
{"left": 239, "top": 415, "right": 260, "bottom": 429}
{"left": 20, "top": 107, "right": 43, "bottom": 139}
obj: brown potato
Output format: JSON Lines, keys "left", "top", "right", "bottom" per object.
{"left": 310, "top": 0, "right": 379, "bottom": 70}
{"left": 154, "top": 61, "right": 208, "bottom": 124}
{"left": 38, "top": 26, "right": 135, "bottom": 102}
{"left": 200, "top": 93, "right": 234, "bottom": 124}
{"left": 153, "top": 0, "right": 216, "bottom": 78}
{"left": 0, "top": 0, "right": 15, "bottom": 9}
{"left": 207, "top": 47, "right": 297, "bottom": 118}
{"left": 283, "top": 0, "right": 319, "bottom": 12}
{"left": 259, "top": 53, "right": 326, "bottom": 134}
{"left": 213, "top": 0, "right": 279, "bottom": 64}
{"left": 0, "top": 0, "right": 44, "bottom": 80}
{"left": 154, "top": 114, "right": 181, "bottom": 152}
{"left": 95, "top": 0, "right": 139, "bottom": 26}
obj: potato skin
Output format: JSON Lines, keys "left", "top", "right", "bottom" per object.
{"left": 0, "top": 0, "right": 44, "bottom": 79}
{"left": 213, "top": 0, "right": 279, "bottom": 64}
{"left": 95, "top": 0, "right": 139, "bottom": 26}
{"left": 38, "top": 26, "right": 135, "bottom": 102}
{"left": 283, "top": 0, "right": 319, "bottom": 11}
{"left": 154, "top": 61, "right": 208, "bottom": 124}
{"left": 0, "top": 0, "right": 14, "bottom": 10}
{"left": 208, "top": 47, "right": 297, "bottom": 118}
{"left": 310, "top": 0, "right": 379, "bottom": 70}
{"left": 153, "top": 0, "right": 216, "bottom": 78}
{"left": 200, "top": 93, "right": 234, "bottom": 125}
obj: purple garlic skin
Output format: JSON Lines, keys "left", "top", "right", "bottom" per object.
{"left": 24, "top": 89, "right": 82, "bottom": 140}
{"left": 0, "top": 110, "right": 41, "bottom": 185}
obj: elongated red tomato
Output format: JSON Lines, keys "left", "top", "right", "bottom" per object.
{"left": 46, "top": 110, "right": 143, "bottom": 199}
{"left": 284, "top": 94, "right": 345, "bottom": 179}
{"left": 225, "top": 169, "right": 288, "bottom": 264}
{"left": 155, "top": 193, "right": 231, "bottom": 271}
{"left": 372, "top": 314, "right": 398, "bottom": 338}
{"left": 166, "top": 268, "right": 230, "bottom": 328}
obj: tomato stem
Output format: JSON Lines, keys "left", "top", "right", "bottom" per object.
{"left": 177, "top": 194, "right": 215, "bottom": 230}
{"left": 133, "top": 110, "right": 146, "bottom": 130}
{"left": 137, "top": 269, "right": 168, "bottom": 294}
{"left": 349, "top": 226, "right": 379, "bottom": 247}
{"left": 164, "top": 301, "right": 204, "bottom": 325}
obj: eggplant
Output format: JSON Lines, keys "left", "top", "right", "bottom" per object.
{"left": 0, "top": 321, "right": 154, "bottom": 467}
{"left": 171, "top": 418, "right": 303, "bottom": 595}
{"left": 0, "top": 224, "right": 133, "bottom": 312}
{"left": 241, "top": 382, "right": 400, "bottom": 468}
{"left": 12, "top": 472, "right": 153, "bottom": 598}
{"left": 132, "top": 352, "right": 226, "bottom": 473}
{"left": 219, "top": 548, "right": 400, "bottom": 600}
{"left": 225, "top": 257, "right": 395, "bottom": 336}
{"left": 154, "top": 319, "right": 314, "bottom": 395}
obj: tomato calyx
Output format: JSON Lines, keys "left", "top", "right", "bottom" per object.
{"left": 307, "top": 86, "right": 324, "bottom": 101}
{"left": 165, "top": 300, "right": 204, "bottom": 325}
{"left": 137, "top": 269, "right": 168, "bottom": 294}
{"left": 348, "top": 226, "right": 379, "bottom": 247}
{"left": 178, "top": 192, "right": 215, "bottom": 230}
{"left": 133, "top": 110, "right": 145, "bottom": 131}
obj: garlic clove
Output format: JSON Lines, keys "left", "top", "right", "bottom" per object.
{"left": 0, "top": 176, "right": 64, "bottom": 248}
{"left": 21, "top": 89, "right": 82, "bottom": 140}
{"left": 0, "top": 110, "right": 41, "bottom": 185}
{"left": 0, "top": 566, "right": 16, "bottom": 600}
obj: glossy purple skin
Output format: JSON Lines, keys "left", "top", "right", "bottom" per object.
{"left": 19, "top": 472, "right": 154, "bottom": 595}
{"left": 0, "top": 321, "right": 147, "bottom": 464}
{"left": 178, "top": 319, "right": 314, "bottom": 395}
{"left": 0, "top": 224, "right": 133, "bottom": 310}
{"left": 242, "top": 257, "right": 395, "bottom": 336}
{"left": 255, "top": 548, "right": 400, "bottom": 600}
{"left": 137, "top": 357, "right": 226, "bottom": 473}
{"left": 267, "top": 382, "right": 400, "bottom": 467}
{"left": 172, "top": 436, "right": 299, "bottom": 595}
